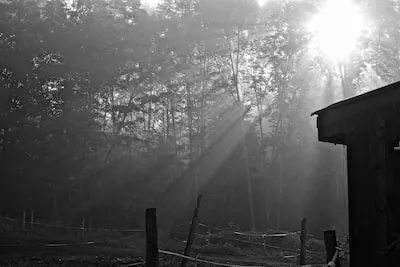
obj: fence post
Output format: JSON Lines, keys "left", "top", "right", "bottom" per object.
{"left": 324, "top": 230, "right": 341, "bottom": 267}
{"left": 146, "top": 208, "right": 159, "bottom": 267}
{"left": 22, "top": 211, "right": 26, "bottom": 233}
{"left": 207, "top": 226, "right": 212, "bottom": 245}
{"left": 181, "top": 194, "right": 202, "bottom": 267}
{"left": 299, "top": 218, "right": 307, "bottom": 265}
{"left": 30, "top": 210, "right": 34, "bottom": 230}
{"left": 81, "top": 216, "right": 85, "bottom": 241}
{"left": 66, "top": 222, "right": 71, "bottom": 235}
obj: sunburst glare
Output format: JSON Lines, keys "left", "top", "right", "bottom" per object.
{"left": 307, "top": 0, "right": 365, "bottom": 61}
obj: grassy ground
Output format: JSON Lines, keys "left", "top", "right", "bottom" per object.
{"left": 0, "top": 222, "right": 348, "bottom": 267}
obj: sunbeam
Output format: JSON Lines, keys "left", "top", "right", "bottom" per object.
{"left": 307, "top": 0, "right": 365, "bottom": 61}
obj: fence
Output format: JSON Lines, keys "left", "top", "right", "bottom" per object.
{"left": 145, "top": 207, "right": 348, "bottom": 267}
{"left": 0, "top": 213, "right": 145, "bottom": 240}
{"left": 0, "top": 207, "right": 349, "bottom": 267}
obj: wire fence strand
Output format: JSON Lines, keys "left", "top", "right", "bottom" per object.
{"left": 1, "top": 215, "right": 337, "bottom": 266}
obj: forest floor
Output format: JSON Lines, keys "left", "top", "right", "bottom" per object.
{"left": 0, "top": 221, "right": 348, "bottom": 267}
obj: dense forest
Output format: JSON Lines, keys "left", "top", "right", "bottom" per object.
{"left": 1, "top": 0, "right": 399, "bottom": 237}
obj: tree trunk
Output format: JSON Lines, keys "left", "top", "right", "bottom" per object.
{"left": 147, "top": 91, "right": 152, "bottom": 133}
{"left": 185, "top": 81, "right": 197, "bottom": 197}
{"left": 277, "top": 150, "right": 284, "bottom": 230}
{"left": 171, "top": 96, "right": 179, "bottom": 178}
{"left": 200, "top": 51, "right": 207, "bottom": 158}
{"left": 185, "top": 82, "right": 194, "bottom": 160}
{"left": 166, "top": 99, "right": 170, "bottom": 140}
{"left": 254, "top": 84, "right": 270, "bottom": 227}
{"left": 241, "top": 118, "right": 257, "bottom": 231}
{"left": 231, "top": 28, "right": 256, "bottom": 231}
{"left": 105, "top": 91, "right": 136, "bottom": 162}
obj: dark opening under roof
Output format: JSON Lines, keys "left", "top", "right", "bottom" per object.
{"left": 312, "top": 80, "right": 400, "bottom": 145}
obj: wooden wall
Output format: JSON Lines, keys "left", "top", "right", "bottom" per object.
{"left": 384, "top": 109, "right": 400, "bottom": 265}
{"left": 346, "top": 106, "right": 400, "bottom": 266}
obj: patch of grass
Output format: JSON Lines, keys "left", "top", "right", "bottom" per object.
{"left": 307, "top": 238, "right": 325, "bottom": 252}
{"left": 199, "top": 243, "right": 243, "bottom": 256}
{"left": 88, "top": 230, "right": 124, "bottom": 240}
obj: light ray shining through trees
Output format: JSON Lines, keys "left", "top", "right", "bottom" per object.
{"left": 307, "top": 0, "right": 365, "bottom": 61}
{"left": 3, "top": 0, "right": 400, "bottom": 256}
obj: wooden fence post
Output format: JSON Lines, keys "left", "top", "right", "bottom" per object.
{"left": 30, "top": 210, "right": 34, "bottom": 230}
{"left": 324, "top": 230, "right": 340, "bottom": 267}
{"left": 181, "top": 195, "right": 202, "bottom": 267}
{"left": 22, "top": 211, "right": 26, "bottom": 233}
{"left": 299, "top": 218, "right": 307, "bottom": 265}
{"left": 81, "top": 216, "right": 85, "bottom": 241}
{"left": 66, "top": 222, "right": 71, "bottom": 235}
{"left": 146, "top": 208, "right": 159, "bottom": 267}
{"left": 207, "top": 226, "right": 212, "bottom": 245}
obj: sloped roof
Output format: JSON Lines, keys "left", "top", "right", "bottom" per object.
{"left": 312, "top": 80, "right": 400, "bottom": 145}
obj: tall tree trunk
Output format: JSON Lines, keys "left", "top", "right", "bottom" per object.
{"left": 143, "top": 109, "right": 146, "bottom": 134}
{"left": 240, "top": 118, "right": 256, "bottom": 231}
{"left": 199, "top": 50, "right": 207, "bottom": 158}
{"left": 171, "top": 96, "right": 179, "bottom": 179}
{"left": 186, "top": 82, "right": 194, "bottom": 160}
{"left": 274, "top": 112, "right": 283, "bottom": 230}
{"left": 148, "top": 91, "right": 153, "bottom": 133}
{"left": 179, "top": 109, "right": 185, "bottom": 163}
{"left": 166, "top": 99, "right": 170, "bottom": 140}
{"left": 110, "top": 87, "right": 116, "bottom": 134}
{"left": 273, "top": 53, "right": 285, "bottom": 230}
{"left": 105, "top": 91, "right": 136, "bottom": 162}
{"left": 277, "top": 150, "right": 284, "bottom": 230}
{"left": 254, "top": 84, "right": 270, "bottom": 227}
{"left": 231, "top": 28, "right": 256, "bottom": 231}
{"left": 185, "top": 81, "right": 197, "bottom": 196}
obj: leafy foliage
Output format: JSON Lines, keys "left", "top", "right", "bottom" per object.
{"left": 0, "top": 0, "right": 398, "bottom": 235}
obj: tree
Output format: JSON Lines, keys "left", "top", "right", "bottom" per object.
{"left": 2, "top": 0, "right": 400, "bottom": 235}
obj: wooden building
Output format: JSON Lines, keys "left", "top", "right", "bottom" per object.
{"left": 312, "top": 81, "right": 400, "bottom": 266}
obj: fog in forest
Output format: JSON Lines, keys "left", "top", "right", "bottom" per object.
{"left": 0, "top": 1, "right": 397, "bottom": 264}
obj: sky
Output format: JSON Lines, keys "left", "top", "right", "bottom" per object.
{"left": 142, "top": 0, "right": 268, "bottom": 7}
{"left": 65, "top": 0, "right": 267, "bottom": 8}
{"left": 141, "top": 0, "right": 159, "bottom": 7}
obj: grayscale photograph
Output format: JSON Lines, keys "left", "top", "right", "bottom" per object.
{"left": 0, "top": 0, "right": 398, "bottom": 266}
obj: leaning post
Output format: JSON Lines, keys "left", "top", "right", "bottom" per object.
{"left": 181, "top": 194, "right": 202, "bottom": 267}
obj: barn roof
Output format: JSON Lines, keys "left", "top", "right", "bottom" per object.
{"left": 312, "top": 80, "right": 400, "bottom": 145}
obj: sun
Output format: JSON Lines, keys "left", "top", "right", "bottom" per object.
{"left": 257, "top": 0, "right": 268, "bottom": 6}
{"left": 307, "top": 0, "right": 365, "bottom": 61}
{"left": 141, "top": 0, "right": 159, "bottom": 7}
